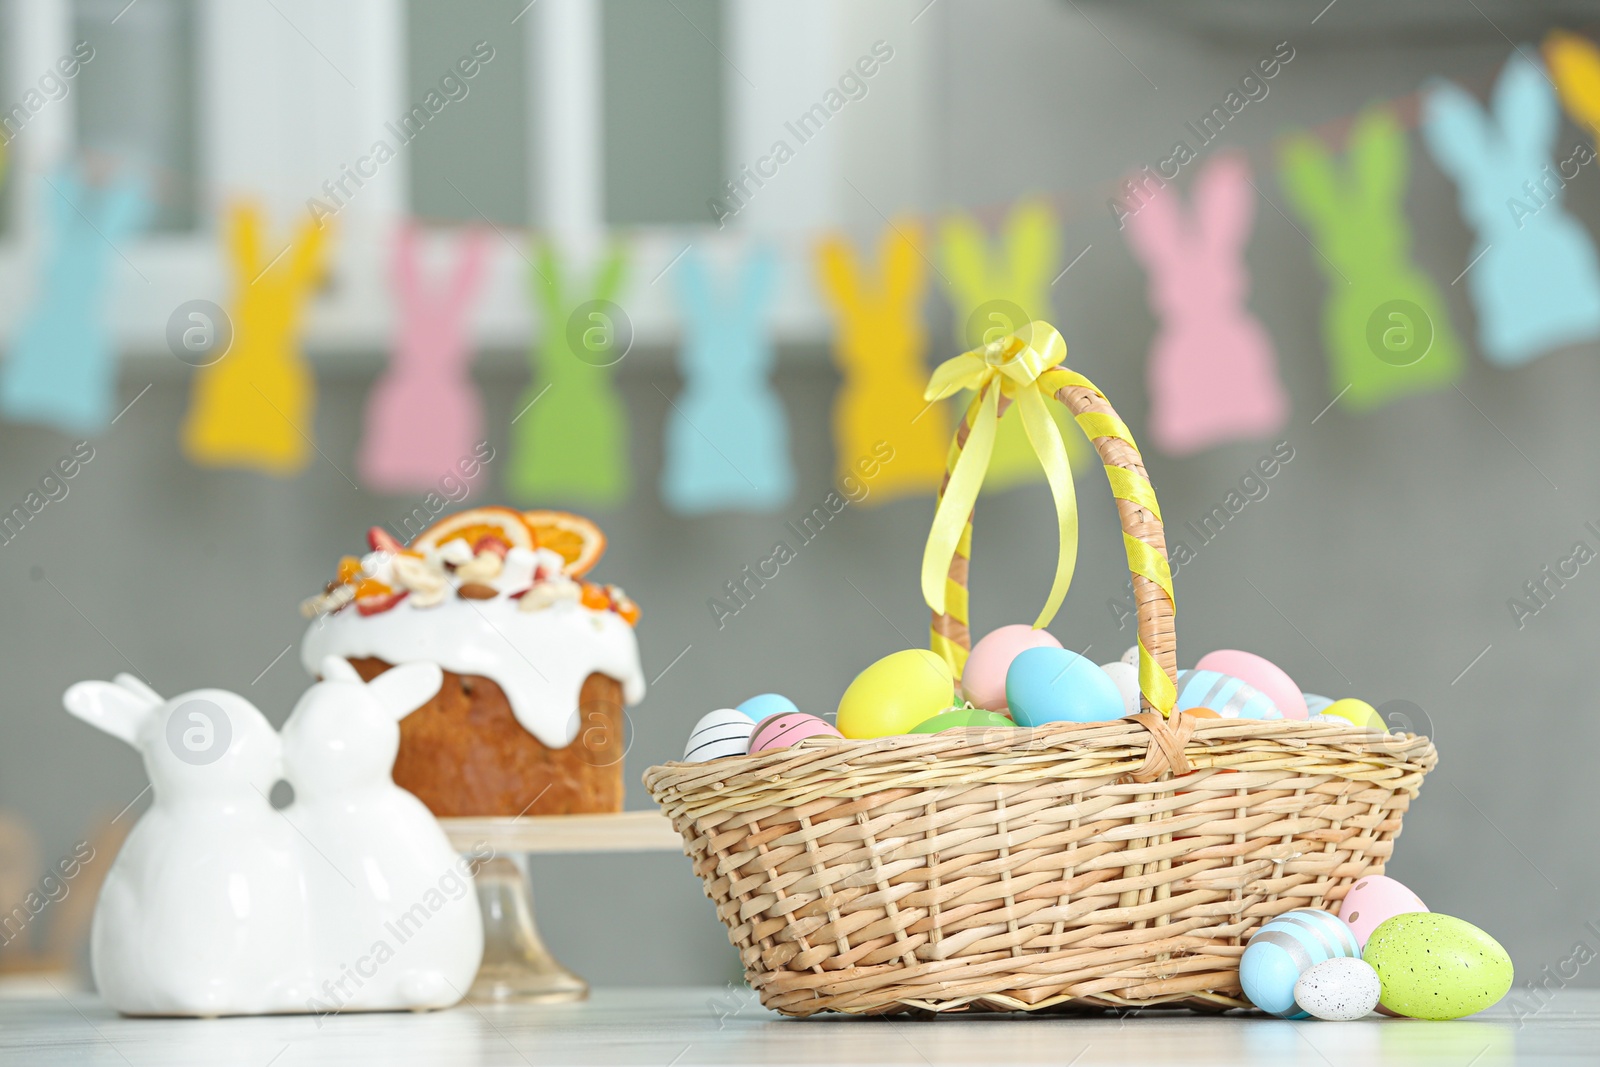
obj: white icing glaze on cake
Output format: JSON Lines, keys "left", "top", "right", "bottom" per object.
{"left": 300, "top": 596, "right": 645, "bottom": 749}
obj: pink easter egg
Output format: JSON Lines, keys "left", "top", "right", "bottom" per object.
{"left": 748, "top": 712, "right": 845, "bottom": 753}
{"left": 1194, "top": 649, "right": 1309, "bottom": 720}
{"left": 1337, "top": 875, "right": 1428, "bottom": 949}
{"left": 962, "top": 625, "right": 1063, "bottom": 711}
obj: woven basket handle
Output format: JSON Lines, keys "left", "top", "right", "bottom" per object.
{"left": 929, "top": 378, "right": 1177, "bottom": 713}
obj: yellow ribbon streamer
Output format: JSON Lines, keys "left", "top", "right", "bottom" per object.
{"left": 921, "top": 322, "right": 1180, "bottom": 717}
{"left": 921, "top": 321, "right": 1078, "bottom": 630}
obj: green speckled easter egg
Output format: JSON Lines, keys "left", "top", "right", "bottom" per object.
{"left": 908, "top": 708, "right": 1017, "bottom": 733}
{"left": 1363, "top": 912, "right": 1513, "bottom": 1020}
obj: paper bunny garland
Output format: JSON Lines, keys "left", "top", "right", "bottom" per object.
{"left": 360, "top": 226, "right": 491, "bottom": 492}
{"left": 183, "top": 203, "right": 328, "bottom": 474}
{"left": 1279, "top": 107, "right": 1465, "bottom": 412}
{"left": 1, "top": 166, "right": 150, "bottom": 434}
{"left": 661, "top": 245, "right": 793, "bottom": 514}
{"left": 815, "top": 222, "right": 948, "bottom": 504}
{"left": 1123, "top": 154, "right": 1289, "bottom": 455}
{"left": 940, "top": 200, "right": 1087, "bottom": 482}
{"left": 1421, "top": 50, "right": 1600, "bottom": 366}
{"left": 62, "top": 659, "right": 482, "bottom": 1018}
{"left": 508, "top": 243, "right": 630, "bottom": 505}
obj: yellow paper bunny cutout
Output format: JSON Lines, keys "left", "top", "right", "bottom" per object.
{"left": 182, "top": 203, "right": 327, "bottom": 475}
{"left": 940, "top": 199, "right": 1086, "bottom": 486}
{"left": 1546, "top": 30, "right": 1600, "bottom": 143}
{"left": 816, "top": 222, "right": 948, "bottom": 503}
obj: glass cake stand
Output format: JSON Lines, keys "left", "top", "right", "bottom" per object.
{"left": 440, "top": 811, "right": 681, "bottom": 1003}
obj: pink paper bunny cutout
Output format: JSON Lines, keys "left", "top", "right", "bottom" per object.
{"left": 1124, "top": 154, "right": 1289, "bottom": 456}
{"left": 359, "top": 225, "right": 490, "bottom": 492}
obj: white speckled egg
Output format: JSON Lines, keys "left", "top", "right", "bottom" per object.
{"left": 1100, "top": 661, "right": 1140, "bottom": 716}
{"left": 1294, "top": 957, "right": 1382, "bottom": 1021}
{"left": 1121, "top": 645, "right": 1139, "bottom": 667}
{"left": 684, "top": 709, "right": 755, "bottom": 762}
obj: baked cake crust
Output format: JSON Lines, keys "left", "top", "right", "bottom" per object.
{"left": 350, "top": 657, "right": 625, "bottom": 816}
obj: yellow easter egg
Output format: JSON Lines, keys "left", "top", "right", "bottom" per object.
{"left": 1324, "top": 698, "right": 1383, "bottom": 729}
{"left": 837, "top": 649, "right": 955, "bottom": 739}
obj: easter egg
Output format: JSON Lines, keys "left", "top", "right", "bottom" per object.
{"left": 1100, "top": 660, "right": 1140, "bottom": 716}
{"left": 1120, "top": 645, "right": 1139, "bottom": 667}
{"left": 1294, "top": 957, "right": 1382, "bottom": 1021}
{"left": 1195, "top": 650, "right": 1308, "bottom": 720}
{"left": 1240, "top": 908, "right": 1361, "bottom": 1018}
{"left": 1005, "top": 648, "right": 1124, "bottom": 726}
{"left": 909, "top": 708, "right": 1016, "bottom": 733}
{"left": 735, "top": 693, "right": 799, "bottom": 721}
{"left": 748, "top": 712, "right": 844, "bottom": 753}
{"left": 1182, "top": 707, "right": 1221, "bottom": 719}
{"left": 961, "top": 625, "right": 1062, "bottom": 711}
{"left": 836, "top": 649, "right": 955, "bottom": 739}
{"left": 1338, "top": 875, "right": 1427, "bottom": 949}
{"left": 683, "top": 709, "right": 756, "bottom": 763}
{"left": 1303, "top": 693, "right": 1334, "bottom": 716}
{"left": 1174, "top": 669, "right": 1281, "bottom": 720}
{"left": 1364, "top": 913, "right": 1513, "bottom": 1020}
{"left": 1323, "top": 698, "right": 1385, "bottom": 730}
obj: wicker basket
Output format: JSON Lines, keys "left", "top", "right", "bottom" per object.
{"left": 645, "top": 334, "right": 1437, "bottom": 1017}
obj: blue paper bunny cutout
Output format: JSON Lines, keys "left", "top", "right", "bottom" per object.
{"left": 661, "top": 245, "right": 794, "bottom": 515}
{"left": 2, "top": 166, "right": 151, "bottom": 433}
{"left": 1421, "top": 50, "right": 1600, "bottom": 366}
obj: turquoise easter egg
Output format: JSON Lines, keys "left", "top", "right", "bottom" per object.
{"left": 1240, "top": 908, "right": 1361, "bottom": 1018}
{"left": 735, "top": 693, "right": 799, "bottom": 721}
{"left": 1175, "top": 669, "right": 1282, "bottom": 719}
{"left": 1364, "top": 913, "right": 1513, "bottom": 1020}
{"left": 908, "top": 708, "right": 1016, "bottom": 733}
{"left": 1005, "top": 648, "right": 1124, "bottom": 726}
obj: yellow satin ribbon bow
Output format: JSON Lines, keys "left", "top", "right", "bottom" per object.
{"left": 921, "top": 321, "right": 1078, "bottom": 630}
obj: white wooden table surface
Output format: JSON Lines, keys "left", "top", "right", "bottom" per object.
{"left": 0, "top": 986, "right": 1591, "bottom": 1066}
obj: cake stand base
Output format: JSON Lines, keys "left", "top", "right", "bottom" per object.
{"left": 467, "top": 856, "right": 587, "bottom": 1004}
{"left": 442, "top": 813, "right": 680, "bottom": 1007}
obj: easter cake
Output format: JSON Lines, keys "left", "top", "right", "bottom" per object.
{"left": 299, "top": 507, "right": 644, "bottom": 817}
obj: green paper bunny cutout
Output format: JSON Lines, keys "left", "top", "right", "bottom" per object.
{"left": 1278, "top": 107, "right": 1463, "bottom": 412}
{"left": 940, "top": 199, "right": 1086, "bottom": 487}
{"left": 508, "top": 243, "right": 631, "bottom": 504}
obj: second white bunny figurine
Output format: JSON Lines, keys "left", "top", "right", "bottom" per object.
{"left": 281, "top": 657, "right": 484, "bottom": 1014}
{"left": 63, "top": 676, "right": 313, "bottom": 1016}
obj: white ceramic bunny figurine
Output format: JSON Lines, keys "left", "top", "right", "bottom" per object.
{"left": 62, "top": 675, "right": 313, "bottom": 1016}
{"left": 280, "top": 657, "right": 483, "bottom": 1014}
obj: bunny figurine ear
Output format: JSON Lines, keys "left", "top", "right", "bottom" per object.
{"left": 319, "top": 656, "right": 363, "bottom": 683}
{"left": 113, "top": 673, "right": 164, "bottom": 706}
{"left": 64, "top": 679, "right": 161, "bottom": 747}
{"left": 366, "top": 662, "right": 443, "bottom": 723}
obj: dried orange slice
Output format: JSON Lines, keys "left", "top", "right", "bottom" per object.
{"left": 415, "top": 507, "right": 536, "bottom": 556}
{"left": 522, "top": 510, "right": 606, "bottom": 576}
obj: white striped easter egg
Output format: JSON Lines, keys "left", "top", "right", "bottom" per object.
{"left": 683, "top": 709, "right": 756, "bottom": 763}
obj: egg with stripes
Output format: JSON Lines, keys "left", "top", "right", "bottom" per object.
{"left": 1175, "top": 669, "right": 1282, "bottom": 719}
{"left": 682, "top": 709, "right": 756, "bottom": 763}
{"left": 749, "top": 712, "right": 844, "bottom": 753}
{"left": 1240, "top": 908, "right": 1362, "bottom": 1018}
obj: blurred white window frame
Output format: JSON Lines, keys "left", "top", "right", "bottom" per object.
{"left": 0, "top": 0, "right": 933, "bottom": 360}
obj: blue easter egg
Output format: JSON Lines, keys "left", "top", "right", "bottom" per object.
{"left": 1240, "top": 908, "right": 1361, "bottom": 1018}
{"left": 735, "top": 693, "right": 799, "bottom": 721}
{"left": 1175, "top": 669, "right": 1282, "bottom": 720}
{"left": 1005, "top": 647, "right": 1124, "bottom": 726}
{"left": 1302, "top": 693, "right": 1334, "bottom": 716}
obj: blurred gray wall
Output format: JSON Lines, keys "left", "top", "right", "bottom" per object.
{"left": 4, "top": 0, "right": 1600, "bottom": 990}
